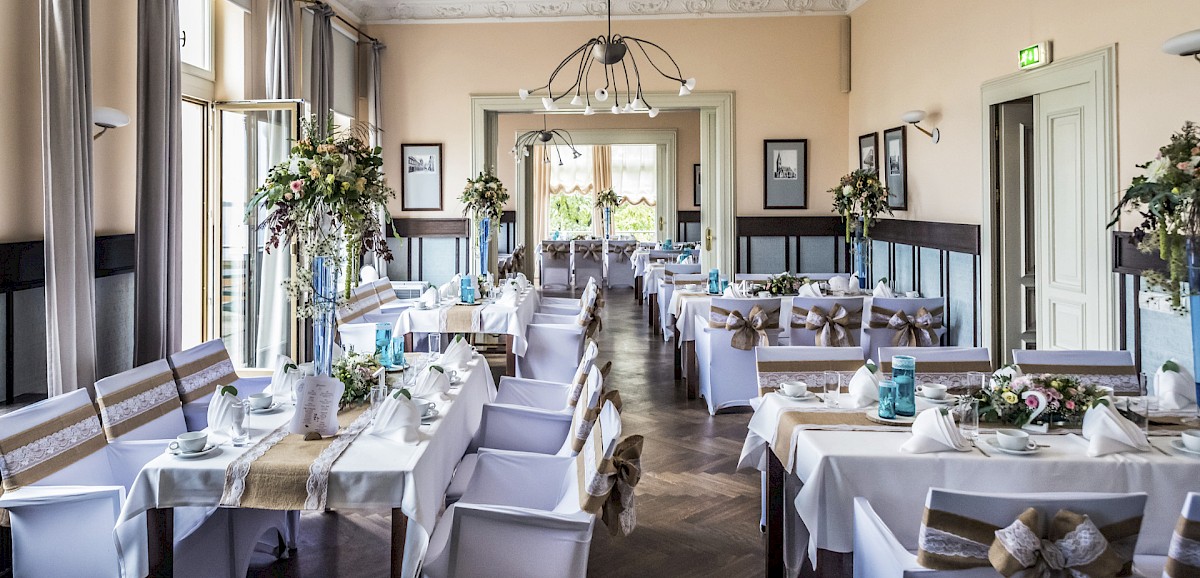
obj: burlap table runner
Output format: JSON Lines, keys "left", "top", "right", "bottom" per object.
{"left": 221, "top": 405, "right": 373, "bottom": 510}
{"left": 444, "top": 305, "right": 480, "bottom": 333}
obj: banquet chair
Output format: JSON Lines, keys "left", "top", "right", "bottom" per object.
{"left": 853, "top": 488, "right": 1148, "bottom": 578}
{"left": 93, "top": 362, "right": 298, "bottom": 578}
{"left": 167, "top": 339, "right": 271, "bottom": 430}
{"left": 494, "top": 340, "right": 599, "bottom": 411}
{"left": 335, "top": 284, "right": 384, "bottom": 325}
{"left": 734, "top": 273, "right": 774, "bottom": 283}
{"left": 338, "top": 322, "right": 383, "bottom": 356}
{"left": 788, "top": 296, "right": 866, "bottom": 348}
{"left": 421, "top": 401, "right": 625, "bottom": 578}
{"left": 445, "top": 364, "right": 609, "bottom": 504}
{"left": 754, "top": 346, "right": 865, "bottom": 398}
{"left": 516, "top": 301, "right": 599, "bottom": 383}
{"left": 605, "top": 240, "right": 638, "bottom": 288}
{"left": 696, "top": 297, "right": 785, "bottom": 414}
{"left": 1136, "top": 491, "right": 1200, "bottom": 576}
{"left": 659, "top": 272, "right": 706, "bottom": 340}
{"left": 1011, "top": 349, "right": 1140, "bottom": 394}
{"left": 539, "top": 277, "right": 597, "bottom": 315}
{"left": 878, "top": 347, "right": 993, "bottom": 393}
{"left": 371, "top": 277, "right": 402, "bottom": 308}
{"left": 862, "top": 297, "right": 947, "bottom": 364}
{"left": 540, "top": 241, "right": 572, "bottom": 289}
{"left": 657, "top": 264, "right": 703, "bottom": 337}
{"left": 572, "top": 240, "right": 606, "bottom": 289}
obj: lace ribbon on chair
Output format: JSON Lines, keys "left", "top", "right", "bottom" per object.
{"left": 571, "top": 391, "right": 623, "bottom": 453}
{"left": 172, "top": 349, "right": 238, "bottom": 403}
{"left": 576, "top": 423, "right": 644, "bottom": 537}
{"left": 0, "top": 406, "right": 106, "bottom": 491}
{"left": 1016, "top": 364, "right": 1141, "bottom": 395}
{"left": 710, "top": 305, "right": 777, "bottom": 351}
{"left": 96, "top": 375, "right": 182, "bottom": 440}
{"left": 1167, "top": 518, "right": 1200, "bottom": 575}
{"left": 543, "top": 243, "right": 570, "bottom": 260}
{"left": 791, "top": 304, "right": 860, "bottom": 347}
{"left": 868, "top": 306, "right": 943, "bottom": 347}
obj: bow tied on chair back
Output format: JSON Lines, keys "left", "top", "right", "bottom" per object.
{"left": 989, "top": 508, "right": 1128, "bottom": 577}
{"left": 544, "top": 243, "right": 570, "bottom": 260}
{"left": 577, "top": 243, "right": 604, "bottom": 262}
{"left": 615, "top": 243, "right": 638, "bottom": 261}
{"left": 511, "top": 245, "right": 525, "bottom": 270}
{"left": 792, "top": 304, "right": 860, "bottom": 347}
{"left": 711, "top": 305, "right": 776, "bottom": 351}
{"left": 869, "top": 305, "right": 943, "bottom": 347}
{"left": 578, "top": 434, "right": 644, "bottom": 537}
{"left": 578, "top": 306, "right": 603, "bottom": 338}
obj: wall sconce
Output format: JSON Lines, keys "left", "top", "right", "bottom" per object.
{"left": 93, "top": 106, "right": 130, "bottom": 140}
{"left": 1163, "top": 28, "right": 1200, "bottom": 61}
{"left": 901, "top": 110, "right": 939, "bottom": 144}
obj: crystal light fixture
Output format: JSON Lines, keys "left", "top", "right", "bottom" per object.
{"left": 517, "top": 0, "right": 695, "bottom": 116}
{"left": 511, "top": 116, "right": 583, "bottom": 165}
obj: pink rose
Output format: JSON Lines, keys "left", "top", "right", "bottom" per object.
{"left": 290, "top": 180, "right": 303, "bottom": 192}
{"left": 1025, "top": 396, "right": 1039, "bottom": 408}
{"left": 1065, "top": 400, "right": 1076, "bottom": 410}
{"left": 1180, "top": 162, "right": 1191, "bottom": 170}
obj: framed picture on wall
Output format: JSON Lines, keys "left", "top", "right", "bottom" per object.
{"left": 763, "top": 139, "right": 808, "bottom": 209}
{"left": 400, "top": 143, "right": 443, "bottom": 211}
{"left": 882, "top": 126, "right": 907, "bottom": 210}
{"left": 693, "top": 164, "right": 701, "bottom": 207}
{"left": 858, "top": 132, "right": 879, "bottom": 174}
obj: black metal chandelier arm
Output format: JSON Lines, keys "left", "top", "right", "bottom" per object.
{"left": 558, "top": 37, "right": 606, "bottom": 97}
{"left": 620, "top": 58, "right": 634, "bottom": 105}
{"left": 625, "top": 37, "right": 687, "bottom": 83}
{"left": 544, "top": 41, "right": 596, "bottom": 99}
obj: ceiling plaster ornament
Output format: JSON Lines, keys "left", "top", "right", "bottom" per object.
{"left": 485, "top": 2, "right": 514, "bottom": 17}
{"left": 583, "top": 1, "right": 609, "bottom": 15}
{"left": 728, "top": 0, "right": 771, "bottom": 12}
{"left": 628, "top": 0, "right": 669, "bottom": 15}
{"left": 785, "top": 0, "right": 816, "bottom": 11}
{"left": 529, "top": 2, "right": 570, "bottom": 16}
{"left": 433, "top": 4, "right": 469, "bottom": 17}
{"left": 683, "top": 0, "right": 712, "bottom": 13}
{"left": 343, "top": 0, "right": 864, "bottom": 22}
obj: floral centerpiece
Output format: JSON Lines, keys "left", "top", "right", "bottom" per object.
{"left": 1110, "top": 122, "right": 1200, "bottom": 309}
{"left": 460, "top": 171, "right": 509, "bottom": 275}
{"left": 766, "top": 272, "right": 810, "bottom": 295}
{"left": 595, "top": 188, "right": 621, "bottom": 210}
{"left": 332, "top": 351, "right": 383, "bottom": 407}
{"left": 830, "top": 169, "right": 891, "bottom": 242}
{"left": 974, "top": 369, "right": 1108, "bottom": 427}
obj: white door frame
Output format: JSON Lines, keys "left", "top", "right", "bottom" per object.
{"left": 979, "top": 45, "right": 1118, "bottom": 352}
{"left": 470, "top": 92, "right": 736, "bottom": 275}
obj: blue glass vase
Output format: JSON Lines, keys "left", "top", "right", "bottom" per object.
{"left": 878, "top": 379, "right": 898, "bottom": 419}
{"left": 891, "top": 355, "right": 916, "bottom": 417}
{"left": 708, "top": 268, "right": 720, "bottom": 294}
{"left": 852, "top": 220, "right": 869, "bottom": 290}
{"left": 479, "top": 217, "right": 491, "bottom": 276}
{"left": 312, "top": 255, "right": 338, "bottom": 376}
{"left": 460, "top": 277, "right": 475, "bottom": 304}
{"left": 604, "top": 207, "right": 612, "bottom": 240}
{"left": 375, "top": 323, "right": 394, "bottom": 367}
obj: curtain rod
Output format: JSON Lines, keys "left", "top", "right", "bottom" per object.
{"left": 299, "top": 0, "right": 381, "bottom": 44}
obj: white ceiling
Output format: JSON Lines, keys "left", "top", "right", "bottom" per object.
{"left": 338, "top": 0, "right": 869, "bottom": 24}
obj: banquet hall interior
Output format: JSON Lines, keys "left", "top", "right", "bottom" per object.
{"left": 4, "top": 0, "right": 1200, "bottom": 576}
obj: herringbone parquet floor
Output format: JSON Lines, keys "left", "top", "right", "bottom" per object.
{"left": 247, "top": 287, "right": 763, "bottom": 577}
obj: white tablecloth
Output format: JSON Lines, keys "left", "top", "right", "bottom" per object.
{"left": 393, "top": 289, "right": 540, "bottom": 355}
{"left": 740, "top": 396, "right": 1200, "bottom": 560}
{"left": 642, "top": 264, "right": 666, "bottom": 297}
{"left": 116, "top": 352, "right": 498, "bottom": 578}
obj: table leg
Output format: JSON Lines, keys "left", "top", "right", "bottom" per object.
{"left": 635, "top": 277, "right": 643, "bottom": 304}
{"left": 672, "top": 318, "right": 681, "bottom": 380}
{"left": 683, "top": 341, "right": 697, "bottom": 400}
{"left": 404, "top": 332, "right": 414, "bottom": 355}
{"left": 766, "top": 453, "right": 784, "bottom": 578}
{"left": 649, "top": 294, "right": 658, "bottom": 332}
{"left": 147, "top": 507, "right": 173, "bottom": 577}
{"left": 504, "top": 334, "right": 516, "bottom": 377}
{"left": 391, "top": 508, "right": 408, "bottom": 578}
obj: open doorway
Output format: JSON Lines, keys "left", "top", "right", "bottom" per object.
{"left": 994, "top": 97, "right": 1036, "bottom": 359}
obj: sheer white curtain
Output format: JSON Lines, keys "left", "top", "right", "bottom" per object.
{"left": 610, "top": 144, "right": 657, "bottom": 205}
{"left": 548, "top": 145, "right": 594, "bottom": 195}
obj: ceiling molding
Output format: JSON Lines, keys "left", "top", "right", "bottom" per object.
{"left": 343, "top": 0, "right": 869, "bottom": 24}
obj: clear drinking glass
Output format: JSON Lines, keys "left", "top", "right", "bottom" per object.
{"left": 823, "top": 371, "right": 841, "bottom": 408}
{"left": 964, "top": 371, "right": 986, "bottom": 398}
{"left": 428, "top": 333, "right": 442, "bottom": 356}
{"left": 369, "top": 384, "right": 389, "bottom": 408}
{"left": 955, "top": 397, "right": 980, "bottom": 440}
{"left": 231, "top": 401, "right": 250, "bottom": 446}
{"left": 1129, "top": 395, "right": 1157, "bottom": 434}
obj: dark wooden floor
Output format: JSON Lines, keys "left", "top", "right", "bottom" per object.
{"left": 247, "top": 287, "right": 764, "bottom": 577}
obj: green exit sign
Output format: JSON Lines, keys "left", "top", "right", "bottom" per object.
{"left": 1019, "top": 42, "right": 1052, "bottom": 70}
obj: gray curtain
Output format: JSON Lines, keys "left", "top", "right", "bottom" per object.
{"left": 133, "top": 0, "right": 183, "bottom": 365}
{"left": 266, "top": 0, "right": 294, "bottom": 100}
{"left": 309, "top": 3, "right": 335, "bottom": 137}
{"left": 41, "top": 0, "right": 97, "bottom": 395}
{"left": 369, "top": 40, "right": 385, "bottom": 147}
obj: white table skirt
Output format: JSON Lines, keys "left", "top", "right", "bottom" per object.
{"left": 115, "top": 353, "right": 498, "bottom": 578}
{"left": 642, "top": 265, "right": 666, "bottom": 297}
{"left": 393, "top": 289, "right": 540, "bottom": 356}
{"left": 740, "top": 397, "right": 1200, "bottom": 561}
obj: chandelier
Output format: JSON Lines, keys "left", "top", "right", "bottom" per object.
{"left": 518, "top": 0, "right": 695, "bottom": 117}
{"left": 511, "top": 116, "right": 583, "bottom": 165}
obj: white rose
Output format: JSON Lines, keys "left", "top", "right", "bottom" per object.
{"left": 474, "top": 182, "right": 483, "bottom": 190}
{"left": 1146, "top": 156, "right": 1172, "bottom": 183}
{"left": 288, "top": 156, "right": 305, "bottom": 174}
{"left": 842, "top": 185, "right": 853, "bottom": 195}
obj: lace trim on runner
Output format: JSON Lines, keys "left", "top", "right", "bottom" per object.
{"left": 303, "top": 407, "right": 378, "bottom": 510}
{"left": 220, "top": 424, "right": 290, "bottom": 507}
{"left": 1170, "top": 532, "right": 1200, "bottom": 567}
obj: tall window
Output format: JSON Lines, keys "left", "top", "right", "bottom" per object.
{"left": 543, "top": 144, "right": 658, "bottom": 241}
{"left": 547, "top": 146, "right": 594, "bottom": 238}
{"left": 301, "top": 11, "right": 358, "bottom": 126}
{"left": 610, "top": 145, "right": 657, "bottom": 241}
{"left": 179, "top": 0, "right": 214, "bottom": 76}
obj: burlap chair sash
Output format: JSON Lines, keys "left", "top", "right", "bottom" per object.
{"left": 868, "top": 305, "right": 943, "bottom": 347}
{"left": 172, "top": 349, "right": 238, "bottom": 403}
{"left": 610, "top": 243, "right": 638, "bottom": 262}
{"left": 0, "top": 405, "right": 106, "bottom": 491}
{"left": 916, "top": 506, "right": 1141, "bottom": 576}
{"left": 96, "top": 369, "right": 181, "bottom": 441}
{"left": 576, "top": 422, "right": 644, "bottom": 537}
{"left": 575, "top": 243, "right": 604, "bottom": 262}
{"left": 577, "top": 306, "right": 603, "bottom": 338}
{"left": 791, "top": 304, "right": 861, "bottom": 347}
{"left": 710, "top": 305, "right": 777, "bottom": 351}
{"left": 1167, "top": 517, "right": 1200, "bottom": 576}
{"left": 543, "top": 243, "right": 570, "bottom": 260}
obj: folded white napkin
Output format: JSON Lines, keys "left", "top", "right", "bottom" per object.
{"left": 873, "top": 281, "right": 895, "bottom": 298}
{"left": 368, "top": 393, "right": 421, "bottom": 443}
{"left": 1156, "top": 360, "right": 1196, "bottom": 410}
{"left": 848, "top": 275, "right": 860, "bottom": 292}
{"left": 496, "top": 286, "right": 519, "bottom": 306}
{"left": 421, "top": 287, "right": 438, "bottom": 307}
{"left": 797, "top": 282, "right": 823, "bottom": 298}
{"left": 440, "top": 337, "right": 474, "bottom": 371}
{"left": 845, "top": 363, "right": 881, "bottom": 408}
{"left": 410, "top": 366, "right": 452, "bottom": 398}
{"left": 438, "top": 275, "right": 458, "bottom": 300}
{"left": 206, "top": 386, "right": 242, "bottom": 439}
{"left": 901, "top": 408, "right": 972, "bottom": 453}
{"left": 515, "top": 273, "right": 529, "bottom": 290}
{"left": 266, "top": 355, "right": 298, "bottom": 398}
{"left": 1081, "top": 403, "right": 1150, "bottom": 457}
{"left": 828, "top": 276, "right": 849, "bottom": 294}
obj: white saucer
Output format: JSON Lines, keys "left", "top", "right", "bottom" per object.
{"left": 916, "top": 392, "right": 958, "bottom": 405}
{"left": 247, "top": 403, "right": 282, "bottom": 414}
{"left": 1170, "top": 439, "right": 1200, "bottom": 456}
{"left": 167, "top": 444, "right": 221, "bottom": 459}
{"left": 777, "top": 391, "right": 814, "bottom": 401}
{"left": 986, "top": 437, "right": 1041, "bottom": 456}
{"left": 421, "top": 407, "right": 440, "bottom": 422}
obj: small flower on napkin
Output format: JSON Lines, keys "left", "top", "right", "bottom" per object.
{"left": 369, "top": 392, "right": 420, "bottom": 443}
{"left": 872, "top": 280, "right": 895, "bottom": 298}
{"left": 440, "top": 336, "right": 474, "bottom": 371}
{"left": 844, "top": 362, "right": 881, "bottom": 409}
{"left": 1081, "top": 402, "right": 1150, "bottom": 457}
{"left": 1156, "top": 359, "right": 1196, "bottom": 410}
{"left": 900, "top": 407, "right": 972, "bottom": 453}
{"left": 267, "top": 355, "right": 298, "bottom": 398}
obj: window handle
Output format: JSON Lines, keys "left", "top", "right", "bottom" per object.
{"left": 705, "top": 227, "right": 713, "bottom": 251}
{"left": 658, "top": 216, "right": 664, "bottom": 231}
{"left": 180, "top": 30, "right": 187, "bottom": 47}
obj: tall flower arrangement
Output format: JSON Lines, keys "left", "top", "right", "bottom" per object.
{"left": 459, "top": 171, "right": 509, "bottom": 221}
{"left": 1110, "top": 122, "right": 1200, "bottom": 308}
{"left": 830, "top": 169, "right": 891, "bottom": 242}
{"left": 248, "top": 116, "right": 396, "bottom": 317}
{"left": 594, "top": 188, "right": 621, "bottom": 210}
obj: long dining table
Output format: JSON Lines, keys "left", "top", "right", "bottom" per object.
{"left": 739, "top": 392, "right": 1200, "bottom": 577}
{"left": 116, "top": 351, "right": 497, "bottom": 578}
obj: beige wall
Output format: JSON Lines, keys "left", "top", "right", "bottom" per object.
{"left": 0, "top": 0, "right": 44, "bottom": 242}
{"left": 849, "top": 0, "right": 1200, "bottom": 227}
{"left": 369, "top": 15, "right": 850, "bottom": 219}
{"left": 494, "top": 111, "right": 701, "bottom": 211}
{"left": 92, "top": 0, "right": 139, "bottom": 238}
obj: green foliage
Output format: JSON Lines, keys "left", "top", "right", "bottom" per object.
{"left": 549, "top": 194, "right": 593, "bottom": 235}
{"left": 613, "top": 203, "right": 656, "bottom": 241}
{"left": 830, "top": 169, "right": 891, "bottom": 241}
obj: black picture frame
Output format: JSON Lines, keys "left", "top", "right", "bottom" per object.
{"left": 858, "top": 132, "right": 879, "bottom": 174}
{"left": 693, "top": 164, "right": 701, "bottom": 207}
{"left": 400, "top": 143, "right": 443, "bottom": 211}
{"left": 882, "top": 126, "right": 908, "bottom": 210}
{"left": 763, "top": 139, "right": 808, "bottom": 209}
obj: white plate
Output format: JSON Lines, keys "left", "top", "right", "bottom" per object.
{"left": 247, "top": 403, "right": 282, "bottom": 414}
{"left": 166, "top": 444, "right": 221, "bottom": 459}
{"left": 777, "top": 391, "right": 814, "bottom": 401}
{"left": 985, "top": 437, "right": 1041, "bottom": 456}
{"left": 1170, "top": 439, "right": 1200, "bottom": 456}
{"left": 916, "top": 392, "right": 958, "bottom": 405}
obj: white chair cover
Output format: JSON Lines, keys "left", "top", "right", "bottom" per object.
{"left": 862, "top": 297, "right": 947, "bottom": 364}
{"left": 372, "top": 278, "right": 400, "bottom": 306}
{"left": 788, "top": 296, "right": 866, "bottom": 348}
{"left": 658, "top": 267, "right": 704, "bottom": 339}
{"left": 605, "top": 240, "right": 638, "bottom": 288}
{"left": 877, "top": 347, "right": 993, "bottom": 393}
{"left": 572, "top": 240, "right": 605, "bottom": 289}
{"left": 1011, "top": 349, "right": 1140, "bottom": 394}
{"left": 167, "top": 340, "right": 270, "bottom": 430}
{"left": 696, "top": 297, "right": 784, "bottom": 414}
{"left": 338, "top": 322, "right": 382, "bottom": 356}
{"left": 94, "top": 359, "right": 187, "bottom": 441}
{"left": 754, "top": 346, "right": 864, "bottom": 398}
{"left": 335, "top": 284, "right": 383, "bottom": 325}
{"left": 540, "top": 241, "right": 572, "bottom": 289}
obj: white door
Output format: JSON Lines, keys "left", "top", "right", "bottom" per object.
{"left": 1034, "top": 82, "right": 1115, "bottom": 349}
{"left": 997, "top": 101, "right": 1037, "bottom": 359}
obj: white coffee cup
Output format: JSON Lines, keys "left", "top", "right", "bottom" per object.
{"left": 249, "top": 392, "right": 273, "bottom": 410}
{"left": 905, "top": 291, "right": 920, "bottom": 298}
{"left": 995, "top": 429, "right": 1032, "bottom": 451}
{"left": 919, "top": 383, "right": 948, "bottom": 400}
{"left": 780, "top": 381, "right": 808, "bottom": 397}
{"left": 1183, "top": 430, "right": 1200, "bottom": 452}
{"left": 169, "top": 431, "right": 208, "bottom": 453}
